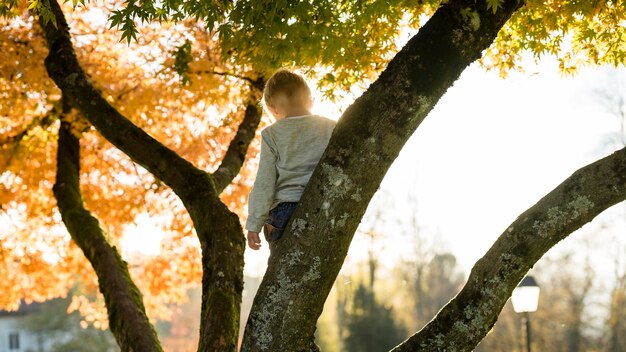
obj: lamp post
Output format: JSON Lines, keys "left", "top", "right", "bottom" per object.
{"left": 511, "top": 275, "right": 540, "bottom": 352}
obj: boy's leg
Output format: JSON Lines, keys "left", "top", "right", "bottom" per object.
{"left": 262, "top": 223, "right": 275, "bottom": 253}
{"left": 264, "top": 202, "right": 298, "bottom": 250}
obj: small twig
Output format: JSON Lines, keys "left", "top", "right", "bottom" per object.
{"left": 192, "top": 69, "right": 259, "bottom": 86}
{"left": 116, "top": 84, "right": 140, "bottom": 100}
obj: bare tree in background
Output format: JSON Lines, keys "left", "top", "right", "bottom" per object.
{"left": 391, "top": 193, "right": 465, "bottom": 332}
{"left": 605, "top": 238, "right": 626, "bottom": 352}
{"left": 593, "top": 69, "right": 626, "bottom": 352}
{"left": 333, "top": 192, "right": 408, "bottom": 352}
{"left": 474, "top": 303, "right": 521, "bottom": 352}
{"left": 557, "top": 254, "right": 595, "bottom": 352}
{"left": 594, "top": 70, "right": 626, "bottom": 149}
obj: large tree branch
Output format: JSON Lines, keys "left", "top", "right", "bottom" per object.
{"left": 40, "top": 0, "right": 211, "bottom": 200}
{"left": 242, "top": 1, "right": 524, "bottom": 350}
{"left": 54, "top": 118, "right": 163, "bottom": 352}
{"left": 190, "top": 196, "right": 245, "bottom": 352}
{"left": 39, "top": 1, "right": 261, "bottom": 200}
{"left": 393, "top": 146, "right": 626, "bottom": 351}
{"left": 213, "top": 98, "right": 263, "bottom": 193}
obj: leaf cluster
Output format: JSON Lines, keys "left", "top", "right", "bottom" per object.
{"left": 484, "top": 0, "right": 626, "bottom": 76}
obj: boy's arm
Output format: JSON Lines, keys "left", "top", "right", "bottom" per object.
{"left": 245, "top": 129, "right": 277, "bottom": 234}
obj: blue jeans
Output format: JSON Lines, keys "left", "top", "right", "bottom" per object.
{"left": 263, "top": 202, "right": 298, "bottom": 244}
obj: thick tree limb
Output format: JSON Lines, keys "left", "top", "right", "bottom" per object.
{"left": 54, "top": 119, "right": 163, "bottom": 352}
{"left": 242, "top": 1, "right": 524, "bottom": 350}
{"left": 393, "top": 146, "right": 626, "bottom": 351}
{"left": 38, "top": 2, "right": 261, "bottom": 350}
{"left": 188, "top": 196, "right": 245, "bottom": 352}
{"left": 213, "top": 99, "right": 263, "bottom": 193}
{"left": 39, "top": 2, "right": 261, "bottom": 200}
{"left": 40, "top": 3, "right": 209, "bottom": 200}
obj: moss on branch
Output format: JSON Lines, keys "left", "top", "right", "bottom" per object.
{"left": 54, "top": 120, "right": 163, "bottom": 352}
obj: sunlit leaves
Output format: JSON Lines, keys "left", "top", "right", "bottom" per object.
{"left": 63, "top": 0, "right": 626, "bottom": 92}
{"left": 28, "top": 0, "right": 55, "bottom": 26}
{"left": 486, "top": 0, "right": 505, "bottom": 13}
{"left": 108, "top": 0, "right": 230, "bottom": 44}
{"left": 11, "top": 0, "right": 626, "bottom": 81}
{"left": 109, "top": 2, "right": 141, "bottom": 43}
{"left": 1, "top": 1, "right": 256, "bottom": 323}
{"left": 217, "top": 0, "right": 436, "bottom": 93}
{"left": 46, "top": 0, "right": 439, "bottom": 94}
{"left": 26, "top": 0, "right": 38, "bottom": 10}
{"left": 484, "top": 0, "right": 626, "bottom": 76}
{"left": 0, "top": 0, "right": 20, "bottom": 17}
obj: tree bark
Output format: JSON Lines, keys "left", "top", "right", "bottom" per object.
{"left": 242, "top": 1, "right": 523, "bottom": 350}
{"left": 213, "top": 87, "right": 264, "bottom": 193}
{"left": 38, "top": 1, "right": 262, "bottom": 350}
{"left": 54, "top": 119, "right": 163, "bottom": 352}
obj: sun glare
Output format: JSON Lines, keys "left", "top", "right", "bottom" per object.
{"left": 121, "top": 212, "right": 168, "bottom": 258}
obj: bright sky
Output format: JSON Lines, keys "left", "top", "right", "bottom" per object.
{"left": 381, "top": 61, "right": 625, "bottom": 272}
{"left": 240, "top": 59, "right": 626, "bottom": 279}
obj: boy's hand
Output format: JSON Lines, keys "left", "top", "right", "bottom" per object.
{"left": 247, "top": 231, "right": 262, "bottom": 250}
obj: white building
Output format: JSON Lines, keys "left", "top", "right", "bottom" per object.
{"left": 0, "top": 303, "right": 49, "bottom": 352}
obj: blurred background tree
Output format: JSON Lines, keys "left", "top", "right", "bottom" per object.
{"left": 341, "top": 283, "right": 406, "bottom": 352}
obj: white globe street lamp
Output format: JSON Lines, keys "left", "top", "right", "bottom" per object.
{"left": 511, "top": 276, "right": 540, "bottom": 352}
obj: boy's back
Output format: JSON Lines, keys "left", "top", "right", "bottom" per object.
{"left": 264, "top": 115, "right": 336, "bottom": 204}
{"left": 246, "top": 115, "right": 335, "bottom": 234}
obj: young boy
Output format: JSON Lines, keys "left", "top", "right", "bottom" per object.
{"left": 245, "top": 69, "right": 336, "bottom": 250}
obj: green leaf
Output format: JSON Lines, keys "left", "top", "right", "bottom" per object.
{"left": 486, "top": 0, "right": 504, "bottom": 13}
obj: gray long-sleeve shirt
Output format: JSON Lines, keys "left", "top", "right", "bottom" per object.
{"left": 245, "top": 114, "right": 336, "bottom": 232}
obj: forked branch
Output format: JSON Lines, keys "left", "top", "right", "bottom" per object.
{"left": 39, "top": 2, "right": 261, "bottom": 350}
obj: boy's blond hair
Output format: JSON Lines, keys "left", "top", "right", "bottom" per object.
{"left": 263, "top": 69, "right": 311, "bottom": 108}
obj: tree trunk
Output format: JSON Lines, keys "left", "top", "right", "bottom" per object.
{"left": 242, "top": 1, "right": 523, "bottom": 350}
{"left": 38, "top": 1, "right": 262, "bottom": 350}
{"left": 54, "top": 119, "right": 163, "bottom": 352}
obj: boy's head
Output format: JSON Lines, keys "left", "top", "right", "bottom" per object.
{"left": 263, "top": 69, "right": 313, "bottom": 119}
